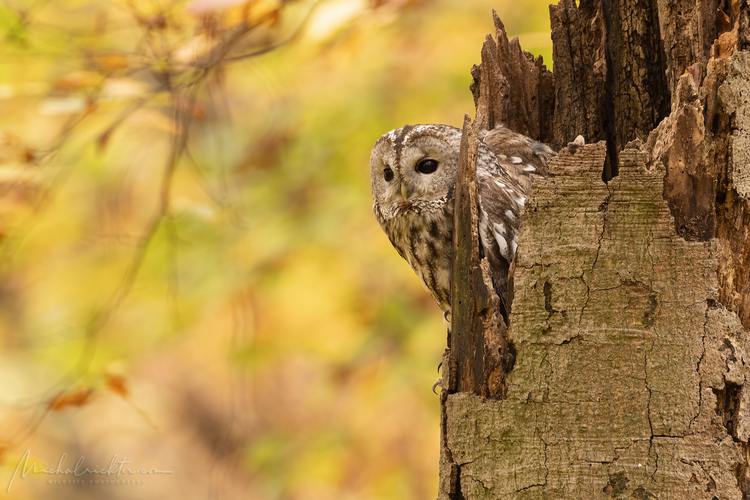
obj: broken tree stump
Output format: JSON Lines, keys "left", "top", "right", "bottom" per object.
{"left": 439, "top": 1, "right": 750, "bottom": 498}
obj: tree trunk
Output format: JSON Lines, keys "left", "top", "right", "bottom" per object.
{"left": 440, "top": 1, "right": 750, "bottom": 498}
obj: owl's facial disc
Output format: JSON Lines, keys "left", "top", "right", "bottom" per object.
{"left": 370, "top": 124, "right": 460, "bottom": 221}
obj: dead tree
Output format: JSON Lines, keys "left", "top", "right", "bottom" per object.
{"left": 440, "top": 1, "right": 750, "bottom": 497}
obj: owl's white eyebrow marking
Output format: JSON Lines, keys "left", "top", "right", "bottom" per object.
{"left": 386, "top": 130, "right": 398, "bottom": 145}
{"left": 523, "top": 164, "right": 536, "bottom": 171}
{"left": 510, "top": 156, "right": 522, "bottom": 164}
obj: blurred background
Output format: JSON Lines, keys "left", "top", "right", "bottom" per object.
{"left": 0, "top": 0, "right": 551, "bottom": 498}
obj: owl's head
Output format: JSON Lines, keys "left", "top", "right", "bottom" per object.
{"left": 370, "top": 124, "right": 462, "bottom": 220}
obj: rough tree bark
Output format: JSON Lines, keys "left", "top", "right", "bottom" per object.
{"left": 440, "top": 1, "right": 750, "bottom": 498}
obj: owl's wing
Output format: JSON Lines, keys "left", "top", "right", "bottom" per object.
{"left": 476, "top": 163, "right": 525, "bottom": 319}
{"left": 481, "top": 125, "right": 554, "bottom": 193}
{"left": 477, "top": 126, "right": 555, "bottom": 317}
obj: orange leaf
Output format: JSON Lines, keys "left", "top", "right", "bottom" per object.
{"left": 97, "top": 127, "right": 114, "bottom": 151}
{"left": 0, "top": 132, "right": 33, "bottom": 164}
{"left": 54, "top": 71, "right": 103, "bottom": 93}
{"left": 23, "top": 148, "right": 35, "bottom": 163}
{"left": 48, "top": 387, "right": 94, "bottom": 411}
{"left": 191, "top": 104, "right": 206, "bottom": 120}
{"left": 104, "top": 374, "right": 129, "bottom": 399}
{"left": 146, "top": 14, "right": 167, "bottom": 30}
{"left": 95, "top": 55, "right": 130, "bottom": 71}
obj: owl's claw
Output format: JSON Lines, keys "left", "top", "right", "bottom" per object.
{"left": 432, "top": 377, "right": 443, "bottom": 394}
{"left": 433, "top": 359, "right": 444, "bottom": 393}
{"left": 438, "top": 310, "right": 449, "bottom": 390}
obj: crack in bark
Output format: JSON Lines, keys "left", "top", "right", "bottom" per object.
{"left": 591, "top": 182, "right": 612, "bottom": 271}
{"left": 690, "top": 308, "right": 710, "bottom": 429}
{"left": 463, "top": 475, "right": 492, "bottom": 496}
{"left": 540, "top": 431, "right": 549, "bottom": 488}
{"left": 646, "top": 229, "right": 657, "bottom": 285}
{"left": 612, "top": 439, "right": 636, "bottom": 463}
{"left": 577, "top": 272, "right": 590, "bottom": 333}
{"left": 645, "top": 335, "right": 658, "bottom": 479}
{"left": 514, "top": 481, "right": 545, "bottom": 493}
{"left": 440, "top": 385, "right": 462, "bottom": 499}
{"left": 513, "top": 446, "right": 548, "bottom": 492}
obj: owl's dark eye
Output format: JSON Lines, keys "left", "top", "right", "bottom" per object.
{"left": 416, "top": 159, "right": 438, "bottom": 174}
{"left": 383, "top": 168, "right": 394, "bottom": 182}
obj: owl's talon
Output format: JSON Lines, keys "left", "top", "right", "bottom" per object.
{"left": 443, "top": 309, "right": 451, "bottom": 323}
{"left": 432, "top": 377, "right": 443, "bottom": 394}
{"left": 437, "top": 361, "right": 442, "bottom": 373}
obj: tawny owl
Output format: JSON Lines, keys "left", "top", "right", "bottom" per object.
{"left": 370, "top": 124, "right": 554, "bottom": 319}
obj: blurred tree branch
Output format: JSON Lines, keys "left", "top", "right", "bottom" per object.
{"left": 0, "top": 0, "right": 317, "bottom": 447}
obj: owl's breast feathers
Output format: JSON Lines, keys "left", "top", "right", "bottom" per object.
{"left": 374, "top": 192, "right": 455, "bottom": 312}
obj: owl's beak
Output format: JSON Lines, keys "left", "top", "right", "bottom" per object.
{"left": 400, "top": 183, "right": 409, "bottom": 202}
